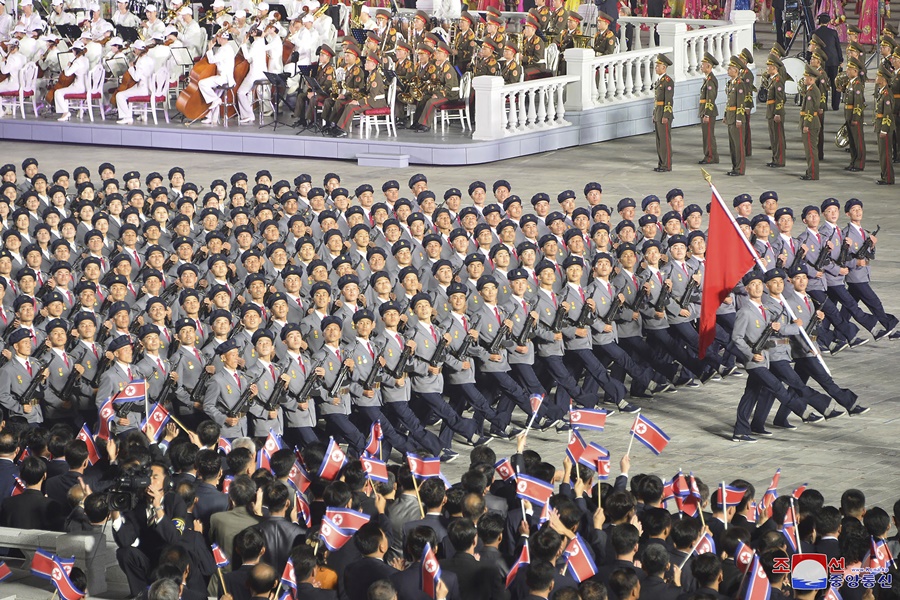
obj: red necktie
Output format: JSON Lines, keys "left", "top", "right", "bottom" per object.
{"left": 681, "top": 263, "right": 688, "bottom": 277}
{"left": 551, "top": 292, "right": 557, "bottom": 307}
{"left": 658, "top": 272, "right": 663, "bottom": 285}
{"left": 760, "top": 305, "right": 767, "bottom": 321}
{"left": 127, "top": 367, "right": 133, "bottom": 380}
{"left": 607, "top": 283, "right": 612, "bottom": 296}
{"left": 66, "top": 291, "right": 73, "bottom": 305}
{"left": 91, "top": 343, "right": 99, "bottom": 359}
{"left": 522, "top": 300, "right": 527, "bottom": 313}
{"left": 336, "top": 349, "right": 342, "bottom": 362}
{"left": 63, "top": 354, "right": 69, "bottom": 368}
{"left": 462, "top": 316, "right": 469, "bottom": 330}
{"left": 30, "top": 331, "right": 36, "bottom": 345}
{"left": 269, "top": 364, "right": 276, "bottom": 380}
{"left": 395, "top": 334, "right": 403, "bottom": 348}
{"left": 234, "top": 372, "right": 242, "bottom": 390}
{"left": 861, "top": 229, "right": 866, "bottom": 241}
{"left": 128, "top": 283, "right": 136, "bottom": 297}
{"left": 429, "top": 327, "right": 437, "bottom": 343}
{"left": 816, "top": 233, "right": 821, "bottom": 244}
{"left": 790, "top": 239, "right": 795, "bottom": 253}
{"left": 157, "top": 358, "right": 165, "bottom": 373}
{"left": 494, "top": 307, "right": 501, "bottom": 324}
{"left": 193, "top": 348, "right": 201, "bottom": 362}
{"left": 26, "top": 360, "right": 32, "bottom": 376}
{"left": 0, "top": 308, "right": 6, "bottom": 324}
{"left": 195, "top": 320, "right": 204, "bottom": 339}
{"left": 298, "top": 356, "right": 306, "bottom": 375}
{"left": 632, "top": 275, "right": 638, "bottom": 289}
{"left": 367, "top": 342, "right": 374, "bottom": 359}
{"left": 578, "top": 287, "right": 585, "bottom": 302}
{"left": 804, "top": 297, "right": 811, "bottom": 313}
{"left": 133, "top": 250, "right": 141, "bottom": 267}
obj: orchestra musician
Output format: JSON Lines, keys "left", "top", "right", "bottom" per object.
{"left": 501, "top": 40, "right": 521, "bottom": 84}
{"left": 521, "top": 14, "right": 548, "bottom": 78}
{"left": 111, "top": 0, "right": 141, "bottom": 29}
{"left": 237, "top": 24, "right": 269, "bottom": 124}
{"left": 55, "top": 40, "right": 90, "bottom": 122}
{"left": 264, "top": 22, "right": 283, "bottom": 73}
{"left": 17, "top": 0, "right": 45, "bottom": 35}
{"left": 322, "top": 43, "right": 365, "bottom": 133}
{"left": 255, "top": 3, "right": 286, "bottom": 38}
{"left": 548, "top": 0, "right": 567, "bottom": 36}
{"left": 88, "top": 2, "right": 115, "bottom": 43}
{"left": 407, "top": 10, "right": 429, "bottom": 49}
{"left": 0, "top": 4, "right": 12, "bottom": 43}
{"left": 291, "top": 43, "right": 335, "bottom": 128}
{"left": 198, "top": 29, "right": 237, "bottom": 125}
{"left": 557, "top": 10, "right": 582, "bottom": 74}
{"left": 485, "top": 14, "right": 506, "bottom": 51}
{"left": 374, "top": 9, "right": 398, "bottom": 52}
{"left": 49, "top": 0, "right": 77, "bottom": 28}
{"left": 412, "top": 41, "right": 458, "bottom": 133}
{"left": 230, "top": 9, "right": 250, "bottom": 43}
{"left": 530, "top": 0, "right": 553, "bottom": 35}
{"left": 178, "top": 6, "right": 205, "bottom": 58}
{"left": 36, "top": 34, "right": 64, "bottom": 82}
{"left": 116, "top": 40, "right": 156, "bottom": 125}
{"left": 451, "top": 11, "right": 478, "bottom": 70}
{"left": 0, "top": 40, "right": 27, "bottom": 95}
{"left": 472, "top": 38, "right": 500, "bottom": 77}
{"left": 139, "top": 5, "right": 165, "bottom": 39}
{"left": 593, "top": 11, "right": 617, "bottom": 56}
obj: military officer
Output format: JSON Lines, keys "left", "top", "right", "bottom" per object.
{"left": 844, "top": 58, "right": 867, "bottom": 172}
{"left": 698, "top": 52, "right": 719, "bottom": 165}
{"left": 800, "top": 64, "right": 823, "bottom": 180}
{"left": 766, "top": 55, "right": 787, "bottom": 168}
{"left": 97, "top": 335, "right": 142, "bottom": 437}
{"left": 724, "top": 55, "right": 747, "bottom": 176}
{"left": 593, "top": 11, "right": 617, "bottom": 56}
{"left": 653, "top": 53, "right": 674, "bottom": 172}
{"left": 874, "top": 67, "right": 896, "bottom": 184}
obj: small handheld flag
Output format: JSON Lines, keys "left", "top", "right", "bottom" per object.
{"left": 211, "top": 543, "right": 230, "bottom": 568}
{"left": 320, "top": 515, "right": 353, "bottom": 551}
{"left": 264, "top": 429, "right": 285, "bottom": 456}
{"left": 141, "top": 402, "right": 171, "bottom": 441}
{"left": 76, "top": 424, "right": 100, "bottom": 465}
{"left": 735, "top": 540, "right": 755, "bottom": 574}
{"left": 506, "top": 541, "right": 530, "bottom": 589}
{"left": 630, "top": 413, "right": 670, "bottom": 455}
{"left": 318, "top": 438, "right": 347, "bottom": 481}
{"left": 421, "top": 542, "right": 441, "bottom": 599}
{"left": 494, "top": 457, "right": 516, "bottom": 482}
{"left": 695, "top": 533, "right": 716, "bottom": 556}
{"left": 0, "top": 560, "right": 10, "bottom": 581}
{"left": 577, "top": 442, "right": 609, "bottom": 473}
{"left": 563, "top": 534, "right": 598, "bottom": 583}
{"left": 217, "top": 438, "right": 232, "bottom": 454}
{"left": 569, "top": 408, "right": 608, "bottom": 431}
{"left": 364, "top": 421, "right": 383, "bottom": 457}
{"left": 407, "top": 453, "right": 442, "bottom": 479}
{"left": 743, "top": 555, "right": 772, "bottom": 600}
{"left": 50, "top": 555, "right": 85, "bottom": 600}
{"left": 324, "top": 507, "right": 371, "bottom": 532}
{"left": 287, "top": 460, "right": 311, "bottom": 494}
{"left": 112, "top": 380, "right": 146, "bottom": 404}
{"left": 565, "top": 428, "right": 587, "bottom": 464}
{"left": 515, "top": 474, "right": 554, "bottom": 506}
{"left": 360, "top": 455, "right": 389, "bottom": 483}
{"left": 280, "top": 557, "right": 297, "bottom": 590}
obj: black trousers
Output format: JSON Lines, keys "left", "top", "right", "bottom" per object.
{"left": 794, "top": 355, "right": 858, "bottom": 409}
{"left": 383, "top": 400, "right": 443, "bottom": 456}
{"left": 733, "top": 365, "right": 805, "bottom": 436}
{"left": 412, "top": 391, "right": 478, "bottom": 448}
{"left": 827, "top": 284, "right": 879, "bottom": 332}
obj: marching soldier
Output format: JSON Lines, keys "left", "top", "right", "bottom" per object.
{"left": 521, "top": 16, "right": 548, "bottom": 79}
{"left": 844, "top": 58, "right": 866, "bottom": 172}
{"left": 652, "top": 53, "right": 674, "bottom": 172}
{"left": 593, "top": 11, "right": 617, "bottom": 56}
{"left": 766, "top": 55, "right": 787, "bottom": 169}
{"left": 171, "top": 317, "right": 211, "bottom": 430}
{"left": 244, "top": 329, "right": 286, "bottom": 437}
{"left": 725, "top": 55, "right": 747, "bottom": 176}
{"left": 801, "top": 64, "right": 823, "bottom": 180}
{"left": 97, "top": 335, "right": 141, "bottom": 437}
{"left": 501, "top": 41, "right": 521, "bottom": 84}
{"left": 0, "top": 328, "right": 48, "bottom": 426}
{"left": 698, "top": 52, "right": 719, "bottom": 165}
{"left": 874, "top": 67, "right": 896, "bottom": 184}
{"left": 203, "top": 338, "right": 251, "bottom": 439}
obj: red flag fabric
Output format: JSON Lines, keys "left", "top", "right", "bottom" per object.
{"left": 699, "top": 188, "right": 757, "bottom": 358}
{"left": 280, "top": 558, "right": 297, "bottom": 590}
{"left": 217, "top": 438, "right": 232, "bottom": 454}
{"left": 318, "top": 438, "right": 347, "bottom": 481}
{"left": 50, "top": 556, "right": 85, "bottom": 600}
{"left": 743, "top": 555, "right": 772, "bottom": 600}
{"left": 76, "top": 424, "right": 100, "bottom": 465}
{"left": 735, "top": 541, "right": 755, "bottom": 573}
{"left": 569, "top": 408, "right": 608, "bottom": 431}
{"left": 11, "top": 476, "right": 26, "bottom": 496}
{"left": 565, "top": 429, "right": 587, "bottom": 463}
{"left": 211, "top": 543, "right": 230, "bottom": 567}
{"left": 421, "top": 542, "right": 441, "bottom": 599}
{"left": 494, "top": 458, "right": 516, "bottom": 482}
{"left": 506, "top": 541, "right": 530, "bottom": 589}
{"left": 407, "top": 453, "right": 442, "bottom": 479}
{"left": 360, "top": 455, "right": 389, "bottom": 483}
{"left": 142, "top": 403, "right": 170, "bottom": 441}
{"left": 263, "top": 430, "right": 284, "bottom": 456}
{"left": 0, "top": 560, "right": 11, "bottom": 581}
{"left": 319, "top": 515, "right": 353, "bottom": 551}
{"left": 364, "top": 421, "right": 382, "bottom": 457}
{"left": 325, "top": 507, "right": 371, "bottom": 532}
{"left": 287, "top": 460, "right": 311, "bottom": 494}
{"left": 97, "top": 399, "right": 115, "bottom": 440}
{"left": 562, "top": 534, "right": 598, "bottom": 583}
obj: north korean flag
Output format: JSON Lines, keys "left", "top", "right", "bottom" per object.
{"left": 565, "top": 428, "right": 586, "bottom": 464}
{"left": 515, "top": 474, "right": 553, "bottom": 506}
{"left": 407, "top": 453, "right": 442, "bottom": 479}
{"left": 76, "top": 424, "right": 100, "bottom": 465}
{"left": 538, "top": 502, "right": 550, "bottom": 525}
{"left": 420, "top": 542, "right": 441, "bottom": 599}
{"left": 782, "top": 505, "right": 798, "bottom": 552}
{"left": 758, "top": 469, "right": 780, "bottom": 521}
{"left": 695, "top": 533, "right": 716, "bottom": 556}
{"left": 287, "top": 460, "right": 311, "bottom": 494}
{"left": 630, "top": 413, "right": 670, "bottom": 455}
{"left": 715, "top": 484, "right": 747, "bottom": 508}
{"left": 257, "top": 448, "right": 271, "bottom": 472}
{"left": 569, "top": 408, "right": 608, "bottom": 431}
{"left": 280, "top": 557, "right": 297, "bottom": 590}
{"left": 506, "top": 541, "right": 530, "bottom": 589}
{"left": 360, "top": 455, "right": 389, "bottom": 483}
{"left": 867, "top": 537, "right": 889, "bottom": 571}
{"left": 318, "top": 438, "right": 347, "bottom": 481}
{"left": 264, "top": 429, "right": 285, "bottom": 456}
{"left": 319, "top": 515, "right": 353, "bottom": 551}
{"left": 295, "top": 491, "right": 312, "bottom": 528}
{"left": 743, "top": 555, "right": 771, "bottom": 600}
{"left": 211, "top": 543, "right": 230, "bottom": 568}
{"left": 680, "top": 474, "right": 702, "bottom": 517}
{"left": 50, "top": 556, "right": 85, "bottom": 600}
{"left": 325, "top": 507, "right": 371, "bottom": 532}
{"left": 494, "top": 457, "right": 516, "bottom": 482}
{"left": 217, "top": 438, "right": 232, "bottom": 454}
{"left": 735, "top": 540, "right": 756, "bottom": 574}
{"left": 364, "top": 421, "right": 383, "bottom": 457}
{"left": 11, "top": 476, "right": 25, "bottom": 496}
{"left": 661, "top": 479, "right": 675, "bottom": 504}
{"left": 30, "top": 548, "right": 57, "bottom": 580}
{"left": 529, "top": 394, "right": 544, "bottom": 416}
{"left": 563, "top": 534, "right": 598, "bottom": 583}
{"left": 97, "top": 399, "right": 115, "bottom": 440}
{"left": 141, "top": 403, "right": 170, "bottom": 441}
{"left": 112, "top": 379, "right": 146, "bottom": 405}
{"left": 824, "top": 587, "right": 844, "bottom": 600}
{"left": 222, "top": 476, "right": 233, "bottom": 495}
{"left": 577, "top": 442, "right": 609, "bottom": 472}
{"left": 792, "top": 484, "right": 808, "bottom": 499}
{"left": 0, "top": 560, "right": 11, "bottom": 581}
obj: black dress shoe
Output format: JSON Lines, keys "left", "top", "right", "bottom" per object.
{"left": 876, "top": 179, "right": 894, "bottom": 185}
{"left": 848, "top": 167, "right": 863, "bottom": 172}
{"left": 725, "top": 171, "right": 743, "bottom": 176}
{"left": 799, "top": 175, "right": 815, "bottom": 180}
{"left": 698, "top": 159, "right": 710, "bottom": 164}
{"left": 333, "top": 128, "right": 348, "bottom": 138}
{"left": 416, "top": 125, "right": 431, "bottom": 133}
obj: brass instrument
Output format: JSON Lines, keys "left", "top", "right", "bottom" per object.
{"left": 164, "top": 7, "right": 179, "bottom": 22}
{"left": 835, "top": 124, "right": 849, "bottom": 148}
{"left": 349, "top": 0, "right": 365, "bottom": 28}
{"left": 475, "top": 21, "right": 485, "bottom": 41}
{"left": 573, "top": 34, "right": 592, "bottom": 48}
{"left": 313, "top": 3, "right": 330, "bottom": 18}
{"left": 447, "top": 22, "right": 457, "bottom": 46}
{"left": 507, "top": 32, "right": 523, "bottom": 55}
{"left": 834, "top": 70, "right": 850, "bottom": 93}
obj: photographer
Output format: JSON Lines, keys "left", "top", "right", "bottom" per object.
{"left": 112, "top": 460, "right": 189, "bottom": 597}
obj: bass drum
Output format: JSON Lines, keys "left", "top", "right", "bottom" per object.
{"left": 782, "top": 57, "right": 805, "bottom": 96}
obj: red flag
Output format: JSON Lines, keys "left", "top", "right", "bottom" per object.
{"left": 364, "top": 421, "right": 383, "bottom": 457}
{"left": 50, "top": 556, "right": 85, "bottom": 600}
{"left": 506, "top": 541, "right": 530, "bottom": 589}
{"left": 630, "top": 413, "right": 670, "bottom": 455}
{"left": 97, "top": 399, "right": 115, "bottom": 440}
{"left": 867, "top": 537, "right": 889, "bottom": 571}
{"left": 0, "top": 560, "right": 10, "bottom": 581}
{"left": 699, "top": 188, "right": 757, "bottom": 358}
{"left": 565, "top": 428, "right": 586, "bottom": 463}
{"left": 211, "top": 543, "right": 229, "bottom": 568}
{"left": 325, "top": 507, "right": 371, "bottom": 532}
{"left": 569, "top": 408, "right": 608, "bottom": 431}
{"left": 257, "top": 448, "right": 271, "bottom": 472}
{"left": 407, "top": 453, "right": 442, "bottom": 479}
{"left": 263, "top": 430, "right": 284, "bottom": 456}
{"left": 577, "top": 442, "right": 609, "bottom": 472}
{"left": 318, "top": 438, "right": 347, "bottom": 481}
{"left": 715, "top": 485, "right": 747, "bottom": 508}
{"left": 596, "top": 456, "right": 610, "bottom": 480}
{"left": 222, "top": 475, "right": 233, "bottom": 495}
{"left": 421, "top": 542, "right": 441, "bottom": 599}
{"left": 360, "top": 455, "right": 389, "bottom": 483}
{"left": 743, "top": 555, "right": 771, "bottom": 600}
{"left": 217, "top": 438, "right": 232, "bottom": 454}
{"left": 792, "top": 484, "right": 808, "bottom": 498}
{"left": 529, "top": 394, "right": 543, "bottom": 415}
{"left": 696, "top": 533, "right": 716, "bottom": 555}
{"left": 142, "top": 403, "right": 170, "bottom": 441}
{"left": 735, "top": 541, "right": 755, "bottom": 574}
{"left": 295, "top": 491, "right": 312, "bottom": 528}
{"left": 30, "top": 549, "right": 56, "bottom": 579}
{"left": 319, "top": 515, "right": 353, "bottom": 551}
{"left": 11, "top": 476, "right": 25, "bottom": 496}
{"left": 494, "top": 458, "right": 516, "bottom": 482}
{"left": 280, "top": 557, "right": 296, "bottom": 590}
{"left": 287, "top": 460, "right": 311, "bottom": 493}
{"left": 563, "top": 534, "right": 598, "bottom": 583}
{"left": 515, "top": 474, "right": 553, "bottom": 506}
{"left": 76, "top": 424, "right": 100, "bottom": 465}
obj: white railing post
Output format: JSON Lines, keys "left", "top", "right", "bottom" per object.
{"left": 563, "top": 48, "right": 596, "bottom": 111}
{"left": 472, "top": 75, "right": 506, "bottom": 141}
{"left": 657, "top": 20, "right": 689, "bottom": 81}
{"left": 730, "top": 9, "right": 757, "bottom": 52}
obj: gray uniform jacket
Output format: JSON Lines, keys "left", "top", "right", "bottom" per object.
{"left": 97, "top": 362, "right": 142, "bottom": 435}
{"left": 312, "top": 345, "right": 352, "bottom": 416}
{"left": 203, "top": 369, "right": 249, "bottom": 438}
{"left": 501, "top": 295, "right": 536, "bottom": 365}
{"left": 0, "top": 357, "right": 44, "bottom": 424}
{"left": 732, "top": 301, "right": 776, "bottom": 370}
{"left": 279, "top": 352, "right": 317, "bottom": 428}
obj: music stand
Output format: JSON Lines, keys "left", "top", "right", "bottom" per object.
{"left": 298, "top": 72, "right": 328, "bottom": 134}
{"left": 261, "top": 71, "right": 289, "bottom": 131}
{"left": 105, "top": 57, "right": 129, "bottom": 80}
{"left": 56, "top": 51, "right": 74, "bottom": 72}
{"left": 116, "top": 25, "right": 139, "bottom": 43}
{"left": 170, "top": 46, "right": 194, "bottom": 67}
{"left": 350, "top": 27, "right": 367, "bottom": 45}
{"left": 56, "top": 24, "right": 83, "bottom": 40}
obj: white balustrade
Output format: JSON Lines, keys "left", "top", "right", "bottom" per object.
{"left": 563, "top": 47, "right": 670, "bottom": 110}
{"left": 617, "top": 16, "right": 728, "bottom": 49}
{"left": 472, "top": 74, "right": 579, "bottom": 140}
{"left": 657, "top": 11, "right": 756, "bottom": 81}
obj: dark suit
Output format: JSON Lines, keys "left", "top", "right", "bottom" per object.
{"left": 479, "top": 546, "right": 509, "bottom": 582}
{"left": 441, "top": 552, "right": 505, "bottom": 600}
{"left": 677, "top": 587, "right": 728, "bottom": 600}
{"left": 0, "top": 488, "right": 66, "bottom": 530}
{"left": 720, "top": 557, "right": 742, "bottom": 598}
{"left": 221, "top": 564, "right": 253, "bottom": 600}
{"left": 814, "top": 536, "right": 841, "bottom": 562}
{"left": 194, "top": 480, "right": 229, "bottom": 531}
{"left": 46, "top": 458, "right": 69, "bottom": 479}
{"left": 257, "top": 515, "right": 305, "bottom": 575}
{"left": 296, "top": 582, "right": 337, "bottom": 600}
{"left": 594, "top": 559, "right": 646, "bottom": 586}
{"left": 391, "top": 562, "right": 461, "bottom": 600}
{"left": 813, "top": 24, "right": 843, "bottom": 109}
{"left": 639, "top": 575, "right": 680, "bottom": 600}
{"left": 44, "top": 470, "right": 93, "bottom": 508}
{"left": 0, "top": 457, "right": 20, "bottom": 499}
{"left": 342, "top": 556, "right": 398, "bottom": 600}
{"left": 402, "top": 513, "right": 449, "bottom": 549}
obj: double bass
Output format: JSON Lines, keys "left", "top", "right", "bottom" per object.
{"left": 176, "top": 33, "right": 250, "bottom": 121}
{"left": 110, "top": 56, "right": 137, "bottom": 106}
{"left": 46, "top": 46, "right": 86, "bottom": 103}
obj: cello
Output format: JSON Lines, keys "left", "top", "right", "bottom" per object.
{"left": 176, "top": 34, "right": 250, "bottom": 121}
{"left": 110, "top": 60, "right": 137, "bottom": 106}
{"left": 46, "top": 46, "right": 86, "bottom": 103}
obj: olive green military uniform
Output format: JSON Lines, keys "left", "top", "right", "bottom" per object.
{"left": 875, "top": 71, "right": 896, "bottom": 184}
{"left": 699, "top": 52, "right": 719, "bottom": 164}
{"left": 724, "top": 56, "right": 747, "bottom": 175}
{"left": 739, "top": 49, "right": 756, "bottom": 157}
{"left": 522, "top": 33, "right": 548, "bottom": 78}
{"left": 766, "top": 56, "right": 787, "bottom": 168}
{"left": 653, "top": 53, "right": 674, "bottom": 171}
{"left": 844, "top": 63, "right": 866, "bottom": 171}
{"left": 801, "top": 66, "right": 823, "bottom": 180}
{"left": 593, "top": 27, "right": 616, "bottom": 56}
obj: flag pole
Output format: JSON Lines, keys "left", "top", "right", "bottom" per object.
{"left": 217, "top": 568, "right": 228, "bottom": 596}
{"left": 701, "top": 168, "right": 831, "bottom": 376}
{"left": 273, "top": 580, "right": 282, "bottom": 600}
{"left": 721, "top": 481, "right": 728, "bottom": 531}
{"left": 411, "top": 470, "right": 425, "bottom": 518}
{"left": 168, "top": 412, "right": 190, "bottom": 433}
{"left": 625, "top": 410, "right": 640, "bottom": 456}
{"left": 789, "top": 497, "right": 802, "bottom": 552}
{"left": 679, "top": 533, "right": 707, "bottom": 570}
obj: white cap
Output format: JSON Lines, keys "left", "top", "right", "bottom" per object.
{"left": 145, "top": 4, "right": 157, "bottom": 11}
{"left": 301, "top": 14, "right": 313, "bottom": 22}
{"left": 132, "top": 40, "right": 146, "bottom": 50}
{"left": 235, "top": 9, "right": 246, "bottom": 18}
{"left": 164, "top": 25, "right": 178, "bottom": 35}
{"left": 212, "top": 0, "right": 225, "bottom": 7}
{"left": 360, "top": 5, "right": 369, "bottom": 13}
{"left": 172, "top": 0, "right": 183, "bottom": 4}
{"left": 51, "top": 0, "right": 63, "bottom": 6}
{"left": 152, "top": 31, "right": 165, "bottom": 40}
{"left": 257, "top": 1, "right": 269, "bottom": 9}
{"left": 88, "top": 2, "right": 99, "bottom": 11}
{"left": 108, "top": 35, "right": 124, "bottom": 45}
{"left": 179, "top": 6, "right": 191, "bottom": 15}
{"left": 20, "top": 0, "right": 32, "bottom": 6}
{"left": 72, "top": 40, "right": 86, "bottom": 49}
{"left": 13, "top": 24, "right": 26, "bottom": 33}
{"left": 7, "top": 39, "right": 18, "bottom": 46}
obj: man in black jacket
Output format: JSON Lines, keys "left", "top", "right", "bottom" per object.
{"left": 257, "top": 481, "right": 305, "bottom": 575}
{"left": 813, "top": 13, "right": 844, "bottom": 110}
{"left": 43, "top": 439, "right": 97, "bottom": 508}
{"left": 441, "top": 519, "right": 505, "bottom": 600}
{"left": 0, "top": 456, "right": 65, "bottom": 530}
{"left": 342, "top": 522, "right": 399, "bottom": 600}
{"left": 638, "top": 544, "right": 679, "bottom": 600}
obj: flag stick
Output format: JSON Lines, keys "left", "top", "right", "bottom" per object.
{"left": 168, "top": 412, "right": 190, "bottom": 433}
{"left": 524, "top": 408, "right": 539, "bottom": 434}
{"left": 625, "top": 410, "right": 640, "bottom": 456}
{"left": 411, "top": 471, "right": 425, "bottom": 518}
{"left": 789, "top": 497, "right": 802, "bottom": 552}
{"left": 273, "top": 581, "right": 282, "bottom": 600}
{"left": 698, "top": 502, "right": 706, "bottom": 529}
{"left": 313, "top": 540, "right": 319, "bottom": 555}
{"left": 49, "top": 590, "right": 58, "bottom": 600}
{"left": 701, "top": 169, "right": 831, "bottom": 376}
{"left": 515, "top": 465, "right": 527, "bottom": 519}
{"left": 721, "top": 481, "right": 728, "bottom": 531}
{"left": 679, "top": 532, "right": 707, "bottom": 570}
{"left": 217, "top": 568, "right": 227, "bottom": 595}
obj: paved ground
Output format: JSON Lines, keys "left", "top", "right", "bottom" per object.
{"left": 3, "top": 60, "right": 900, "bottom": 595}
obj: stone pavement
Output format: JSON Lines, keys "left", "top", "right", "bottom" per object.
{"left": 2, "top": 95, "right": 900, "bottom": 596}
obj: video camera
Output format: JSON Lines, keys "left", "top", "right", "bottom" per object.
{"left": 106, "top": 466, "right": 152, "bottom": 512}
